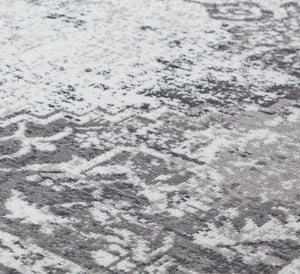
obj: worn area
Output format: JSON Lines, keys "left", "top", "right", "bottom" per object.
{"left": 0, "top": 0, "right": 299, "bottom": 273}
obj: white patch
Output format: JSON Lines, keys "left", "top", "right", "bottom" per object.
{"left": 92, "top": 250, "right": 118, "bottom": 267}
{"left": 278, "top": 257, "right": 300, "bottom": 274}
{"left": 90, "top": 202, "right": 112, "bottom": 224}
{"left": 0, "top": 230, "right": 85, "bottom": 273}
{"left": 25, "top": 174, "right": 40, "bottom": 182}
{"left": 193, "top": 222, "right": 237, "bottom": 247}
{"left": 5, "top": 190, "right": 76, "bottom": 234}
{"left": 241, "top": 217, "right": 299, "bottom": 242}
{"left": 114, "top": 258, "right": 135, "bottom": 272}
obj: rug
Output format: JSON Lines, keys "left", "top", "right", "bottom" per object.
{"left": 0, "top": 0, "right": 299, "bottom": 273}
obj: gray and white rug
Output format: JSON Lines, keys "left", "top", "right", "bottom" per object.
{"left": 0, "top": 0, "right": 299, "bottom": 273}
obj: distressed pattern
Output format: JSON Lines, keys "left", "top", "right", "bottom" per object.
{"left": 0, "top": 0, "right": 299, "bottom": 273}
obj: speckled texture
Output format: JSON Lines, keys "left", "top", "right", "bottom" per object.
{"left": 0, "top": 0, "right": 299, "bottom": 273}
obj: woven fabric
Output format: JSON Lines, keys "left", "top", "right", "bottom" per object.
{"left": 0, "top": 0, "right": 299, "bottom": 273}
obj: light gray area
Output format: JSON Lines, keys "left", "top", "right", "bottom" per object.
{"left": 0, "top": 0, "right": 299, "bottom": 273}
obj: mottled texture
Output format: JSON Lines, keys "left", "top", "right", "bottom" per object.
{"left": 0, "top": 0, "right": 299, "bottom": 273}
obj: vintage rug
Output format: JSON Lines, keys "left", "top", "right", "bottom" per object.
{"left": 0, "top": 0, "right": 299, "bottom": 273}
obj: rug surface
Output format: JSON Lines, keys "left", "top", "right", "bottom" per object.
{"left": 0, "top": 0, "right": 299, "bottom": 273}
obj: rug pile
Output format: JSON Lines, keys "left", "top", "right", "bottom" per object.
{"left": 0, "top": 0, "right": 299, "bottom": 273}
